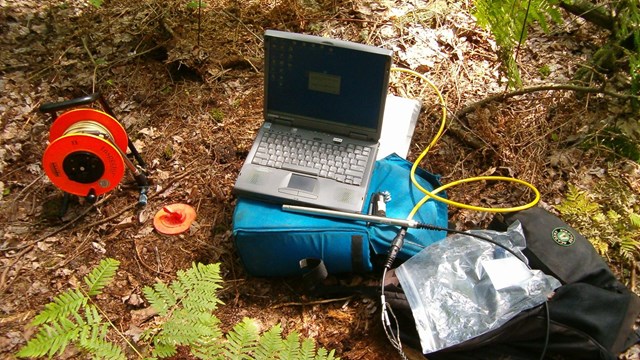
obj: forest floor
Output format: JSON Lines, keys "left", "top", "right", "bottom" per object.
{"left": 1, "top": 0, "right": 639, "bottom": 359}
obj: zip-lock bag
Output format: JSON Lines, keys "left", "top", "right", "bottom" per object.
{"left": 386, "top": 206, "right": 640, "bottom": 360}
{"left": 232, "top": 153, "right": 449, "bottom": 277}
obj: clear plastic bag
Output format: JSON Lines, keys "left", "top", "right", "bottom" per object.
{"left": 395, "top": 221, "right": 561, "bottom": 354}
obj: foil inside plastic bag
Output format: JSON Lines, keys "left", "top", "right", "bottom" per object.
{"left": 395, "top": 221, "right": 561, "bottom": 354}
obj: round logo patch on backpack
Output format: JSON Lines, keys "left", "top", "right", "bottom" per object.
{"left": 552, "top": 227, "right": 575, "bottom": 246}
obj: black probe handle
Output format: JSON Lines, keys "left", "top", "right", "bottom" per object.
{"left": 39, "top": 93, "right": 102, "bottom": 113}
{"left": 385, "top": 227, "right": 408, "bottom": 269}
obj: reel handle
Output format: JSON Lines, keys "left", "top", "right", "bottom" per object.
{"left": 40, "top": 93, "right": 102, "bottom": 114}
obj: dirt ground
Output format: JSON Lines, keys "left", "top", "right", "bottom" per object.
{"left": 1, "top": 0, "right": 639, "bottom": 359}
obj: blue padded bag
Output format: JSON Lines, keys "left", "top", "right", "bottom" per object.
{"left": 232, "top": 153, "right": 448, "bottom": 277}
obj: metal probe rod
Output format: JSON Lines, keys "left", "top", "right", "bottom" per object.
{"left": 282, "top": 204, "right": 419, "bottom": 228}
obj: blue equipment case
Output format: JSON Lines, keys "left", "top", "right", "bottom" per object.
{"left": 232, "top": 154, "right": 448, "bottom": 277}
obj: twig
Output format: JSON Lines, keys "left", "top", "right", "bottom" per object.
{"left": 219, "top": 10, "right": 261, "bottom": 42}
{"left": 2, "top": 200, "right": 101, "bottom": 253}
{"left": 456, "top": 83, "right": 638, "bottom": 120}
{"left": 273, "top": 296, "right": 353, "bottom": 309}
{"left": 80, "top": 286, "right": 145, "bottom": 359}
{"left": 0, "top": 246, "right": 32, "bottom": 293}
{"left": 81, "top": 36, "right": 99, "bottom": 93}
{"left": 133, "top": 238, "right": 171, "bottom": 276}
{"left": 13, "top": 174, "right": 44, "bottom": 202}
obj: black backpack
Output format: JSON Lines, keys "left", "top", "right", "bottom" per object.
{"left": 382, "top": 207, "right": 640, "bottom": 360}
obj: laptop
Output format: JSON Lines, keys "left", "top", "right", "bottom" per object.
{"left": 233, "top": 30, "right": 393, "bottom": 213}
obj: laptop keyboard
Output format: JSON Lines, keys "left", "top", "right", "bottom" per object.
{"left": 251, "top": 130, "right": 372, "bottom": 185}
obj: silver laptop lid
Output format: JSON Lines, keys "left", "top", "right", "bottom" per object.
{"left": 264, "top": 30, "right": 392, "bottom": 142}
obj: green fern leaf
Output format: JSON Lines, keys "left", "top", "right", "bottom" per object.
{"left": 152, "top": 341, "right": 178, "bottom": 358}
{"left": 254, "top": 323, "right": 285, "bottom": 359}
{"left": 31, "top": 288, "right": 87, "bottom": 326}
{"left": 473, "top": 0, "right": 562, "bottom": 88}
{"left": 156, "top": 309, "right": 220, "bottom": 345}
{"left": 84, "top": 258, "right": 120, "bottom": 296}
{"left": 299, "top": 337, "right": 317, "bottom": 360}
{"left": 630, "top": 213, "right": 640, "bottom": 228}
{"left": 223, "top": 317, "right": 260, "bottom": 359}
{"left": 618, "top": 235, "right": 640, "bottom": 261}
{"left": 143, "top": 282, "right": 176, "bottom": 316}
{"left": 192, "top": 334, "right": 225, "bottom": 360}
{"left": 173, "top": 263, "right": 224, "bottom": 312}
{"left": 280, "top": 331, "right": 302, "bottom": 360}
{"left": 18, "top": 317, "right": 80, "bottom": 358}
{"left": 78, "top": 319, "right": 126, "bottom": 360}
{"left": 314, "top": 348, "right": 340, "bottom": 360}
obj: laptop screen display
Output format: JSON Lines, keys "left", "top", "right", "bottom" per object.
{"left": 265, "top": 32, "right": 391, "bottom": 133}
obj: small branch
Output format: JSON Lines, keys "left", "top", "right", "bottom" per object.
{"left": 559, "top": 0, "right": 614, "bottom": 31}
{"left": 456, "top": 83, "right": 637, "bottom": 120}
{"left": 273, "top": 296, "right": 353, "bottom": 309}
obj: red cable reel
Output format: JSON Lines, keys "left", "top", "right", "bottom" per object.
{"left": 40, "top": 93, "right": 148, "bottom": 208}
{"left": 43, "top": 108, "right": 128, "bottom": 199}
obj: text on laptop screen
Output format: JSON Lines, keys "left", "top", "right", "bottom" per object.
{"left": 265, "top": 34, "right": 391, "bottom": 131}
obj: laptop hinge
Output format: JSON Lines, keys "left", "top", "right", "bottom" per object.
{"left": 267, "top": 115, "right": 294, "bottom": 126}
{"left": 349, "top": 132, "right": 369, "bottom": 140}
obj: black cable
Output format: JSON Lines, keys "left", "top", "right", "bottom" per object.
{"left": 384, "top": 227, "right": 408, "bottom": 269}
{"left": 539, "top": 301, "right": 550, "bottom": 360}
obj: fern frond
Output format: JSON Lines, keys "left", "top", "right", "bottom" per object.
{"left": 618, "top": 235, "right": 640, "bottom": 262}
{"left": 156, "top": 309, "right": 220, "bottom": 345}
{"left": 143, "top": 282, "right": 177, "bottom": 316}
{"left": 299, "top": 337, "right": 317, "bottom": 360}
{"left": 31, "top": 288, "right": 87, "bottom": 326}
{"left": 151, "top": 341, "right": 178, "bottom": 358}
{"left": 589, "top": 237, "right": 610, "bottom": 256}
{"left": 173, "top": 262, "right": 224, "bottom": 313}
{"left": 84, "top": 258, "right": 120, "bottom": 296}
{"left": 223, "top": 317, "right": 260, "bottom": 359}
{"left": 314, "top": 348, "right": 340, "bottom": 360}
{"left": 556, "top": 184, "right": 600, "bottom": 218}
{"left": 281, "top": 331, "right": 303, "bottom": 360}
{"left": 630, "top": 213, "right": 640, "bottom": 228}
{"left": 192, "top": 333, "right": 225, "bottom": 360}
{"left": 254, "top": 323, "right": 285, "bottom": 359}
{"left": 17, "top": 317, "right": 79, "bottom": 358}
{"left": 78, "top": 324, "right": 126, "bottom": 360}
{"left": 473, "top": 0, "right": 562, "bottom": 88}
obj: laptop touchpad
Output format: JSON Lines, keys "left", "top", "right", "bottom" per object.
{"left": 287, "top": 174, "right": 317, "bottom": 193}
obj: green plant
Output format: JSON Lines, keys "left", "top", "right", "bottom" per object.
{"left": 18, "top": 260, "right": 339, "bottom": 360}
{"left": 539, "top": 64, "right": 551, "bottom": 78}
{"left": 616, "top": 1, "right": 640, "bottom": 101}
{"left": 210, "top": 108, "right": 225, "bottom": 123}
{"left": 473, "top": 0, "right": 562, "bottom": 88}
{"left": 187, "top": 0, "right": 207, "bottom": 10}
{"left": 589, "top": 126, "right": 640, "bottom": 162}
{"left": 556, "top": 183, "right": 640, "bottom": 275}
{"left": 16, "top": 258, "right": 125, "bottom": 359}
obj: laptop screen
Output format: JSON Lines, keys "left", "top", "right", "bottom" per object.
{"left": 264, "top": 30, "right": 392, "bottom": 135}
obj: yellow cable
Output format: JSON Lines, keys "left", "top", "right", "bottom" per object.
{"left": 390, "top": 67, "right": 541, "bottom": 220}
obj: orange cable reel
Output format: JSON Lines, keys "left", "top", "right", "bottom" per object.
{"left": 153, "top": 203, "right": 197, "bottom": 235}
{"left": 42, "top": 108, "right": 128, "bottom": 198}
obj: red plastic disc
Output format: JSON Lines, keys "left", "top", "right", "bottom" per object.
{"left": 49, "top": 108, "right": 128, "bottom": 152}
{"left": 153, "top": 204, "right": 197, "bottom": 235}
{"left": 42, "top": 134, "right": 125, "bottom": 196}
